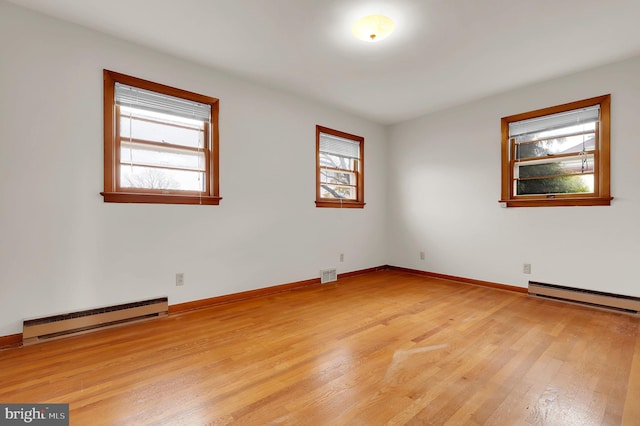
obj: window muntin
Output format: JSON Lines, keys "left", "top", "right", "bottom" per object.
{"left": 103, "top": 70, "right": 220, "bottom": 205}
{"left": 316, "top": 126, "right": 364, "bottom": 208}
{"left": 500, "top": 95, "right": 611, "bottom": 207}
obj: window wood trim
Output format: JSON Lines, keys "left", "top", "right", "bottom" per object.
{"left": 500, "top": 94, "right": 612, "bottom": 208}
{"left": 316, "top": 125, "right": 365, "bottom": 208}
{"left": 102, "top": 70, "right": 221, "bottom": 205}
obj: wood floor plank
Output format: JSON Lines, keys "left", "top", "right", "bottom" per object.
{"left": 0, "top": 270, "right": 638, "bottom": 425}
{"left": 623, "top": 322, "right": 640, "bottom": 425}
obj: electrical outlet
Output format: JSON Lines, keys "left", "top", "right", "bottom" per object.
{"left": 176, "top": 273, "right": 185, "bottom": 286}
{"left": 340, "top": 253, "right": 344, "bottom": 262}
{"left": 523, "top": 263, "right": 531, "bottom": 274}
{"left": 420, "top": 251, "right": 425, "bottom": 260}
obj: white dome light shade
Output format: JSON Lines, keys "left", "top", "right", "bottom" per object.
{"left": 352, "top": 14, "right": 395, "bottom": 42}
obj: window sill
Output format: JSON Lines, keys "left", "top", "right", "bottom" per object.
{"left": 499, "top": 196, "right": 613, "bottom": 208}
{"left": 101, "top": 192, "right": 222, "bottom": 205}
{"left": 315, "top": 200, "right": 365, "bottom": 209}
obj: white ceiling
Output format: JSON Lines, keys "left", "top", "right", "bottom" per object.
{"left": 7, "top": 0, "right": 640, "bottom": 125}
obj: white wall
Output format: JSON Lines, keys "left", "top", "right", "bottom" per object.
{"left": 0, "top": 2, "right": 388, "bottom": 336}
{"left": 389, "top": 55, "right": 640, "bottom": 296}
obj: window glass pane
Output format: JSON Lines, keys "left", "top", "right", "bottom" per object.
{"left": 319, "top": 153, "right": 356, "bottom": 171}
{"left": 120, "top": 111, "right": 204, "bottom": 149}
{"left": 517, "top": 155, "right": 594, "bottom": 179}
{"left": 516, "top": 175, "right": 593, "bottom": 195}
{"left": 516, "top": 132, "right": 595, "bottom": 159}
{"left": 320, "top": 184, "right": 357, "bottom": 200}
{"left": 120, "top": 165, "right": 204, "bottom": 191}
{"left": 320, "top": 169, "right": 355, "bottom": 185}
{"left": 121, "top": 143, "right": 205, "bottom": 171}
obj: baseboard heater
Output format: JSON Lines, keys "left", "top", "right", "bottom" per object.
{"left": 528, "top": 281, "right": 640, "bottom": 315}
{"left": 22, "top": 297, "right": 168, "bottom": 344}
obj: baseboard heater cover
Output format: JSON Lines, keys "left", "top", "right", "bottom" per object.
{"left": 528, "top": 281, "right": 640, "bottom": 314}
{"left": 22, "top": 297, "right": 168, "bottom": 344}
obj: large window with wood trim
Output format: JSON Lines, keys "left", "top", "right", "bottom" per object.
{"left": 102, "top": 70, "right": 221, "bottom": 205}
{"left": 500, "top": 95, "right": 611, "bottom": 207}
{"left": 316, "top": 125, "right": 365, "bottom": 208}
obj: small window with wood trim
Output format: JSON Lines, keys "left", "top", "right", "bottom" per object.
{"left": 500, "top": 95, "right": 612, "bottom": 207}
{"left": 102, "top": 70, "right": 221, "bottom": 205}
{"left": 316, "top": 125, "right": 365, "bottom": 208}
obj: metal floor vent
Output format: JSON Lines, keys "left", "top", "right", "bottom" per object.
{"left": 320, "top": 268, "right": 337, "bottom": 284}
{"left": 23, "top": 297, "right": 168, "bottom": 344}
{"left": 528, "top": 281, "right": 640, "bottom": 314}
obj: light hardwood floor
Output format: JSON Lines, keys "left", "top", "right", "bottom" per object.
{"left": 1, "top": 270, "right": 638, "bottom": 425}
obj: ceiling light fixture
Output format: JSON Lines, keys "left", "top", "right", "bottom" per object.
{"left": 352, "top": 14, "right": 395, "bottom": 42}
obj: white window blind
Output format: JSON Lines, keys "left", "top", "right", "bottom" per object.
{"left": 509, "top": 105, "right": 600, "bottom": 138}
{"left": 319, "top": 132, "right": 360, "bottom": 159}
{"left": 115, "top": 83, "right": 211, "bottom": 122}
